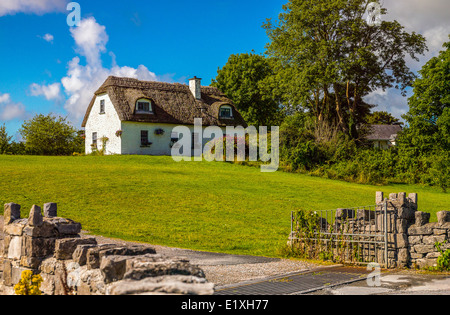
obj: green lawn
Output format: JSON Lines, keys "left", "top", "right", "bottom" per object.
{"left": 0, "top": 155, "right": 448, "bottom": 257}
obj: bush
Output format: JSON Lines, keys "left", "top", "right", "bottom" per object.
{"left": 14, "top": 270, "right": 43, "bottom": 296}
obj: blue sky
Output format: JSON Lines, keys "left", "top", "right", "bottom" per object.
{"left": 0, "top": 0, "right": 286, "bottom": 137}
{"left": 0, "top": 0, "right": 449, "bottom": 139}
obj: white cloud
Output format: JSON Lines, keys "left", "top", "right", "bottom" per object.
{"left": 0, "top": 93, "right": 11, "bottom": 104}
{"left": 0, "top": 0, "right": 67, "bottom": 17}
{"left": 0, "top": 93, "right": 27, "bottom": 121}
{"left": 384, "top": 0, "right": 450, "bottom": 66}
{"left": 42, "top": 33, "right": 54, "bottom": 43}
{"left": 59, "top": 17, "right": 159, "bottom": 124}
{"left": 365, "top": 88, "right": 411, "bottom": 121}
{"left": 70, "top": 18, "right": 109, "bottom": 67}
{"left": 364, "top": 0, "right": 450, "bottom": 118}
{"left": 30, "top": 82, "right": 62, "bottom": 101}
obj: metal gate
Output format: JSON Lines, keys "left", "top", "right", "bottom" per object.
{"left": 289, "top": 201, "right": 389, "bottom": 268}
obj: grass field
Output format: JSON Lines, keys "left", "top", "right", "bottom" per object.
{"left": 0, "top": 155, "right": 448, "bottom": 257}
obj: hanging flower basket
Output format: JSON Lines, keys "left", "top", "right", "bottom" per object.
{"left": 115, "top": 130, "right": 123, "bottom": 137}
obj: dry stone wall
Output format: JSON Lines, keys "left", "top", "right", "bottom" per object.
{"left": 1, "top": 203, "right": 214, "bottom": 295}
{"left": 290, "top": 192, "right": 450, "bottom": 269}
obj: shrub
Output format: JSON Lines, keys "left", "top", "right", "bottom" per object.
{"left": 14, "top": 270, "right": 43, "bottom": 296}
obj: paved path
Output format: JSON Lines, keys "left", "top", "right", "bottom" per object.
{"left": 312, "top": 271, "right": 450, "bottom": 295}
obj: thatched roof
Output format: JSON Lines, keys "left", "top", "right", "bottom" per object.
{"left": 366, "top": 125, "right": 403, "bottom": 141}
{"left": 82, "top": 76, "right": 247, "bottom": 128}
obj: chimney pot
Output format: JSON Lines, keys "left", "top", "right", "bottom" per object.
{"left": 189, "top": 76, "right": 202, "bottom": 100}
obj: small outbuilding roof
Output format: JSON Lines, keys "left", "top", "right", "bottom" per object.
{"left": 82, "top": 76, "right": 247, "bottom": 128}
{"left": 366, "top": 124, "right": 403, "bottom": 141}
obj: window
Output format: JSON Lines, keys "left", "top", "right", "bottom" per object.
{"left": 92, "top": 132, "right": 98, "bottom": 146}
{"left": 141, "top": 130, "right": 150, "bottom": 147}
{"left": 219, "top": 106, "right": 233, "bottom": 119}
{"left": 136, "top": 99, "right": 153, "bottom": 114}
{"left": 100, "top": 100, "right": 105, "bottom": 114}
{"left": 171, "top": 132, "right": 179, "bottom": 142}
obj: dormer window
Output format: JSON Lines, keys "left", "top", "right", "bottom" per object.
{"left": 219, "top": 105, "right": 233, "bottom": 119}
{"left": 136, "top": 99, "right": 153, "bottom": 114}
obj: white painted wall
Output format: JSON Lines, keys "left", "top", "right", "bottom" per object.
{"left": 121, "top": 122, "right": 227, "bottom": 156}
{"left": 84, "top": 94, "right": 122, "bottom": 155}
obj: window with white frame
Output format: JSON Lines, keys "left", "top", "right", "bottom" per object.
{"left": 136, "top": 99, "right": 153, "bottom": 114}
{"left": 92, "top": 132, "right": 98, "bottom": 147}
{"left": 219, "top": 105, "right": 233, "bottom": 119}
{"left": 141, "top": 130, "right": 150, "bottom": 147}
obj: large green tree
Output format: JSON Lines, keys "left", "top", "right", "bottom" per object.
{"left": 264, "top": 0, "right": 427, "bottom": 139}
{"left": 211, "top": 53, "right": 283, "bottom": 127}
{"left": 366, "top": 111, "right": 402, "bottom": 126}
{"left": 0, "top": 124, "right": 12, "bottom": 154}
{"left": 19, "top": 114, "right": 80, "bottom": 156}
{"left": 402, "top": 39, "right": 450, "bottom": 154}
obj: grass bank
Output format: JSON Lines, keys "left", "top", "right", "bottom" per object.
{"left": 0, "top": 155, "right": 447, "bottom": 257}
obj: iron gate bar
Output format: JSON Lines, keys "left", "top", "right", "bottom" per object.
{"left": 290, "top": 201, "right": 389, "bottom": 268}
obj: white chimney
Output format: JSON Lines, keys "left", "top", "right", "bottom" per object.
{"left": 189, "top": 76, "right": 202, "bottom": 100}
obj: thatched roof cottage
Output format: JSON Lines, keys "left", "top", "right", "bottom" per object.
{"left": 82, "top": 76, "right": 247, "bottom": 155}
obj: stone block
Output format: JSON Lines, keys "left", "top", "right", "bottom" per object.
{"left": 397, "top": 248, "right": 409, "bottom": 266}
{"left": 23, "top": 221, "right": 58, "bottom": 238}
{"left": 124, "top": 256, "right": 204, "bottom": 281}
{"left": 433, "top": 228, "right": 447, "bottom": 235}
{"left": 20, "top": 256, "right": 43, "bottom": 269}
{"left": 87, "top": 245, "right": 118, "bottom": 270}
{"left": 398, "top": 192, "right": 407, "bottom": 205}
{"left": 4, "top": 220, "right": 27, "bottom": 236}
{"left": 107, "top": 276, "right": 214, "bottom": 296}
{"left": 11, "top": 266, "right": 31, "bottom": 287}
{"left": 408, "top": 224, "right": 434, "bottom": 236}
{"left": 8, "top": 236, "right": 22, "bottom": 260}
{"left": 414, "top": 245, "right": 436, "bottom": 254}
{"left": 40, "top": 273, "right": 56, "bottom": 296}
{"left": 415, "top": 212, "right": 430, "bottom": 227}
{"left": 4, "top": 203, "right": 21, "bottom": 225}
{"left": 408, "top": 235, "right": 422, "bottom": 245}
{"left": 73, "top": 244, "right": 98, "bottom": 266}
{"left": 335, "top": 208, "right": 355, "bottom": 220}
{"left": 356, "top": 209, "right": 375, "bottom": 221}
{"left": 22, "top": 236, "right": 56, "bottom": 258}
{"left": 2, "top": 260, "right": 12, "bottom": 286}
{"left": 426, "top": 252, "right": 441, "bottom": 259}
{"left": 408, "top": 193, "right": 418, "bottom": 204}
{"left": 437, "top": 211, "right": 450, "bottom": 225}
{"left": 422, "top": 235, "right": 447, "bottom": 245}
{"left": 56, "top": 222, "right": 82, "bottom": 236}
{"left": 100, "top": 255, "right": 129, "bottom": 284}
{"left": 410, "top": 252, "right": 424, "bottom": 259}
{"left": 44, "top": 203, "right": 57, "bottom": 218}
{"left": 396, "top": 233, "right": 408, "bottom": 248}
{"left": 55, "top": 238, "right": 97, "bottom": 260}
{"left": 28, "top": 205, "right": 43, "bottom": 227}
{"left": 376, "top": 191, "right": 384, "bottom": 204}
{"left": 396, "top": 219, "right": 408, "bottom": 233}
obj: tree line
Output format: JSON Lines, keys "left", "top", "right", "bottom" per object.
{"left": 211, "top": 0, "right": 449, "bottom": 191}
{"left": 0, "top": 114, "right": 84, "bottom": 156}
